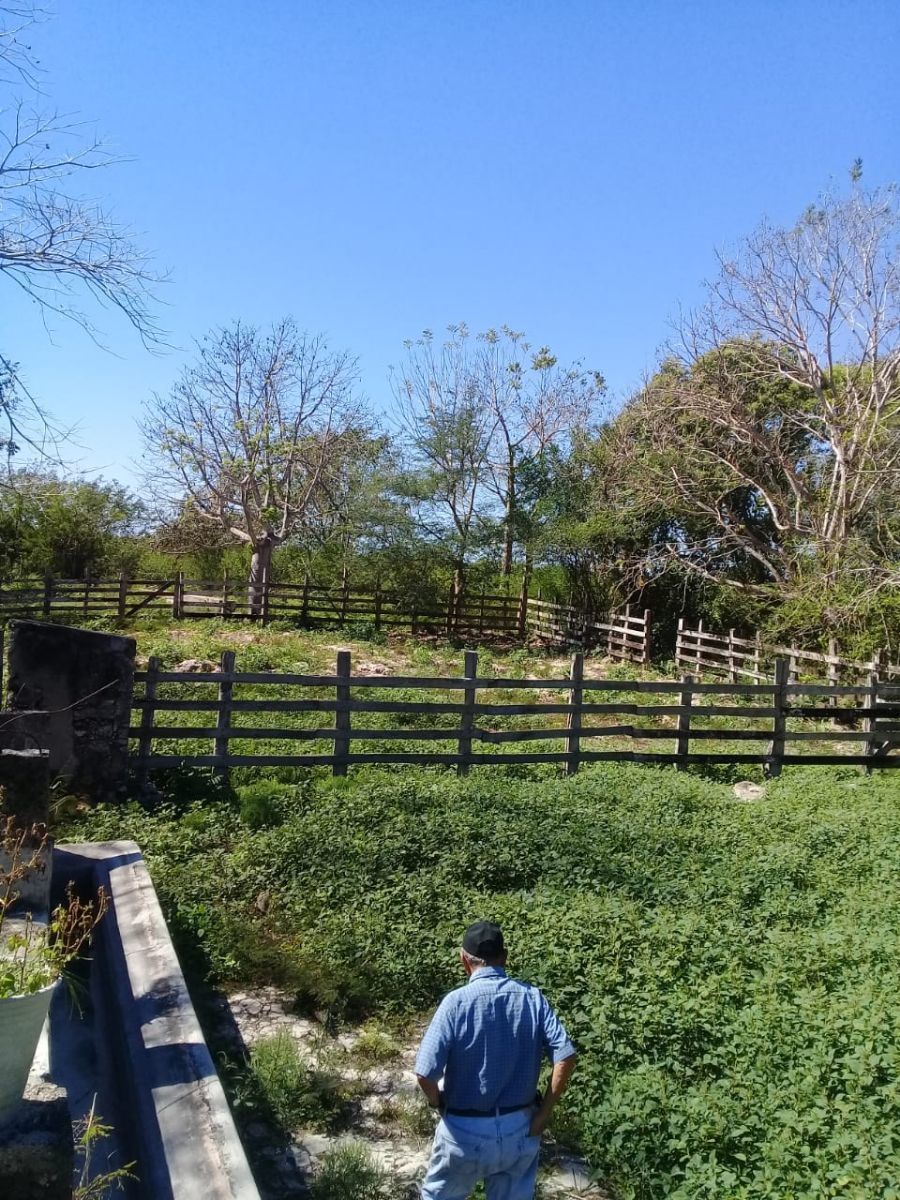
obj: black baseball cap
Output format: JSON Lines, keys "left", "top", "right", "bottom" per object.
{"left": 462, "top": 921, "right": 505, "bottom": 959}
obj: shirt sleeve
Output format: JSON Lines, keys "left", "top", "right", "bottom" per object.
{"left": 539, "top": 993, "right": 577, "bottom": 1063}
{"left": 415, "top": 995, "right": 455, "bottom": 1081}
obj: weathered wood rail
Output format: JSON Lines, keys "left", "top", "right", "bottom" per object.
{"left": 130, "top": 651, "right": 900, "bottom": 782}
{"left": 0, "top": 574, "right": 651, "bottom": 662}
{"left": 676, "top": 619, "right": 900, "bottom": 685}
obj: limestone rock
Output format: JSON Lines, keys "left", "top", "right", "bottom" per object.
{"left": 733, "top": 781, "right": 766, "bottom": 802}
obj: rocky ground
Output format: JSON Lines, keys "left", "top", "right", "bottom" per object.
{"left": 207, "top": 985, "right": 609, "bottom": 1199}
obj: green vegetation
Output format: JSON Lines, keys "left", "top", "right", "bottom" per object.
{"left": 308, "top": 1142, "right": 398, "bottom": 1200}
{"left": 239, "top": 1030, "right": 353, "bottom": 1132}
{"left": 58, "top": 762, "right": 900, "bottom": 1198}
{"left": 350, "top": 1020, "right": 404, "bottom": 1066}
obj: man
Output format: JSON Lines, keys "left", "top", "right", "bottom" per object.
{"left": 415, "top": 920, "right": 577, "bottom": 1200}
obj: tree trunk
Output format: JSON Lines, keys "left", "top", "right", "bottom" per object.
{"left": 502, "top": 452, "right": 516, "bottom": 577}
{"left": 248, "top": 537, "right": 275, "bottom": 617}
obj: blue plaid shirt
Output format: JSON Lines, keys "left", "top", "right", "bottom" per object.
{"left": 415, "top": 966, "right": 576, "bottom": 1110}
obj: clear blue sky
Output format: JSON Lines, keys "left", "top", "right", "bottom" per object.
{"left": 4, "top": 0, "right": 898, "bottom": 484}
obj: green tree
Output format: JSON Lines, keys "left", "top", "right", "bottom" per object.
{"left": 605, "top": 185, "right": 900, "bottom": 636}
{"left": 0, "top": 472, "right": 144, "bottom": 579}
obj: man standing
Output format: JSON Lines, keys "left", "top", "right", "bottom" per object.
{"left": 415, "top": 920, "right": 577, "bottom": 1200}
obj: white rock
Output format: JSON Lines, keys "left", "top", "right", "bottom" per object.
{"left": 733, "top": 780, "right": 766, "bottom": 801}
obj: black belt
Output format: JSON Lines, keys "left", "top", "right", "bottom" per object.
{"left": 444, "top": 1099, "right": 536, "bottom": 1118}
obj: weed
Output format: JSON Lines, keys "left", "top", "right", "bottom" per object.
{"left": 72, "top": 1099, "right": 136, "bottom": 1199}
{"left": 351, "top": 1020, "right": 403, "bottom": 1065}
{"left": 390, "top": 1096, "right": 437, "bottom": 1140}
{"left": 309, "top": 1142, "right": 398, "bottom": 1200}
{"left": 246, "top": 1031, "right": 352, "bottom": 1132}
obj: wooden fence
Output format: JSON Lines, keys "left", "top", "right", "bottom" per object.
{"left": 130, "top": 650, "right": 900, "bottom": 782}
{"left": 676, "top": 619, "right": 900, "bottom": 685}
{"left": 0, "top": 574, "right": 652, "bottom": 663}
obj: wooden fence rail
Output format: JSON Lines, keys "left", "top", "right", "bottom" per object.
{"left": 129, "top": 651, "right": 900, "bottom": 781}
{"left": 0, "top": 574, "right": 652, "bottom": 663}
{"left": 676, "top": 619, "right": 900, "bottom": 685}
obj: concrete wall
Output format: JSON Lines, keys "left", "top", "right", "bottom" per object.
{"left": 6, "top": 622, "right": 136, "bottom": 803}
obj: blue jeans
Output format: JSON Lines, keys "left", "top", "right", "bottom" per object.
{"left": 420, "top": 1109, "right": 541, "bottom": 1200}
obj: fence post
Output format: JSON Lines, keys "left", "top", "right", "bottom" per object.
{"left": 82, "top": 572, "right": 90, "bottom": 619}
{"left": 221, "top": 570, "right": 229, "bottom": 617}
{"left": 766, "top": 657, "right": 789, "bottom": 779}
{"left": 214, "top": 650, "right": 235, "bottom": 783}
{"left": 458, "top": 649, "right": 478, "bottom": 777}
{"left": 261, "top": 568, "right": 271, "bottom": 625}
{"left": 566, "top": 651, "right": 584, "bottom": 776}
{"left": 865, "top": 650, "right": 882, "bottom": 773}
{"left": 517, "top": 574, "right": 529, "bottom": 638}
{"left": 374, "top": 579, "right": 383, "bottom": 631}
{"left": 675, "top": 617, "right": 684, "bottom": 671}
{"left": 340, "top": 566, "right": 349, "bottom": 625}
{"left": 826, "top": 636, "right": 838, "bottom": 708}
{"left": 301, "top": 574, "right": 311, "bottom": 626}
{"left": 333, "top": 649, "right": 351, "bottom": 777}
{"left": 676, "top": 673, "right": 693, "bottom": 770}
{"left": 695, "top": 619, "right": 703, "bottom": 672}
{"left": 136, "top": 655, "right": 160, "bottom": 791}
{"left": 118, "top": 573, "right": 128, "bottom": 620}
{"left": 787, "top": 645, "right": 798, "bottom": 685}
{"left": 445, "top": 586, "right": 455, "bottom": 637}
{"left": 173, "top": 571, "right": 185, "bottom": 619}
{"left": 754, "top": 631, "right": 762, "bottom": 681}
{"left": 642, "top": 608, "right": 652, "bottom": 667}
{"left": 479, "top": 588, "right": 486, "bottom": 637}
{"left": 42, "top": 575, "right": 53, "bottom": 618}
{"left": 728, "top": 629, "right": 737, "bottom": 683}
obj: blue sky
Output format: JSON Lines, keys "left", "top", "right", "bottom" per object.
{"left": 4, "top": 0, "right": 898, "bottom": 484}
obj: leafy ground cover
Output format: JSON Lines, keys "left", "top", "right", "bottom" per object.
{"left": 56, "top": 758, "right": 900, "bottom": 1199}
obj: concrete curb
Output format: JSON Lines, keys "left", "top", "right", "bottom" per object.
{"left": 55, "top": 841, "right": 260, "bottom": 1200}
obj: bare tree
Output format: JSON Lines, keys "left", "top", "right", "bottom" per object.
{"left": 141, "top": 319, "right": 363, "bottom": 612}
{"left": 0, "top": 4, "right": 162, "bottom": 468}
{"left": 612, "top": 184, "right": 900, "bottom": 604}
{"left": 390, "top": 325, "right": 499, "bottom": 607}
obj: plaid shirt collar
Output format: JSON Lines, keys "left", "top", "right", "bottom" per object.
{"left": 468, "top": 966, "right": 507, "bottom": 982}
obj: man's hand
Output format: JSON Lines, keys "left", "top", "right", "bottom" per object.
{"left": 416, "top": 1073, "right": 443, "bottom": 1111}
{"left": 529, "top": 1055, "right": 577, "bottom": 1138}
